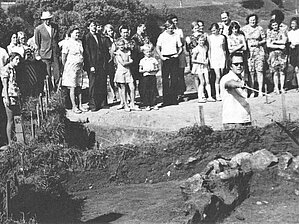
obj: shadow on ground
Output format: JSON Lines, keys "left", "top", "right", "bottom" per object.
{"left": 84, "top": 212, "right": 124, "bottom": 224}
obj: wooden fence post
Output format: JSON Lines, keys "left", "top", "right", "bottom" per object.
{"left": 39, "top": 93, "right": 44, "bottom": 120}
{"left": 6, "top": 181, "right": 10, "bottom": 219}
{"left": 281, "top": 93, "right": 287, "bottom": 121}
{"left": 30, "top": 111, "right": 35, "bottom": 139}
{"left": 36, "top": 104, "right": 40, "bottom": 127}
{"left": 198, "top": 105, "right": 205, "bottom": 126}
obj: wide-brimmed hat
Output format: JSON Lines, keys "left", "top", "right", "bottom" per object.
{"left": 41, "top": 11, "right": 53, "bottom": 20}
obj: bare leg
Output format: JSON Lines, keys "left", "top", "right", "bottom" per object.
{"left": 249, "top": 71, "right": 255, "bottom": 97}
{"left": 257, "top": 71, "right": 264, "bottom": 97}
{"left": 69, "top": 87, "right": 77, "bottom": 110}
{"left": 214, "top": 68, "right": 221, "bottom": 100}
{"left": 296, "top": 67, "right": 299, "bottom": 91}
{"left": 5, "top": 106, "right": 14, "bottom": 146}
{"left": 273, "top": 71, "right": 279, "bottom": 94}
{"left": 120, "top": 84, "right": 129, "bottom": 110}
{"left": 204, "top": 71, "right": 213, "bottom": 100}
{"left": 279, "top": 71, "right": 285, "bottom": 93}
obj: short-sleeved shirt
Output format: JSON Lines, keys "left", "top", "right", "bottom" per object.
{"left": 0, "top": 47, "right": 8, "bottom": 68}
{"left": 156, "top": 31, "right": 182, "bottom": 56}
{"left": 139, "top": 56, "right": 159, "bottom": 76}
{"left": 288, "top": 29, "right": 299, "bottom": 46}
{"left": 220, "top": 70, "right": 251, "bottom": 124}
{"left": 1, "top": 64, "right": 20, "bottom": 98}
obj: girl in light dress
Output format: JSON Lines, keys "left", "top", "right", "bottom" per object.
{"left": 208, "top": 23, "right": 227, "bottom": 101}
{"left": 114, "top": 39, "right": 140, "bottom": 112}
{"left": 192, "top": 34, "right": 214, "bottom": 103}
{"left": 61, "top": 27, "right": 86, "bottom": 113}
{"left": 1, "top": 52, "right": 21, "bottom": 147}
{"left": 288, "top": 17, "right": 299, "bottom": 92}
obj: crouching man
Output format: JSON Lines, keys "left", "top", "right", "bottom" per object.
{"left": 220, "top": 52, "right": 251, "bottom": 129}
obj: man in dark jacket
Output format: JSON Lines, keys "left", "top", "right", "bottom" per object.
{"left": 83, "top": 21, "right": 109, "bottom": 111}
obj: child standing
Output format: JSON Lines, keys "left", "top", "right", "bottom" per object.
{"left": 114, "top": 39, "right": 140, "bottom": 112}
{"left": 192, "top": 35, "right": 215, "bottom": 103}
{"left": 1, "top": 52, "right": 21, "bottom": 147}
{"left": 139, "top": 45, "right": 159, "bottom": 111}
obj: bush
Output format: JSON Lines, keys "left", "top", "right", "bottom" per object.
{"left": 242, "top": 0, "right": 265, "bottom": 9}
{"left": 271, "top": 0, "right": 283, "bottom": 8}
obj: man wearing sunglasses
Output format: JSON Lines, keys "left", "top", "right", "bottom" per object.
{"left": 220, "top": 53, "right": 251, "bottom": 129}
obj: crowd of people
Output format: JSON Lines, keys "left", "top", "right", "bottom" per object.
{"left": 1, "top": 9, "right": 299, "bottom": 146}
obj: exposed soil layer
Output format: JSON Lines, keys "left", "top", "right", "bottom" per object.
{"left": 65, "top": 122, "right": 299, "bottom": 223}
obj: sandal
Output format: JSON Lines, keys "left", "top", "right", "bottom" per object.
{"left": 117, "top": 104, "right": 125, "bottom": 110}
{"left": 72, "top": 108, "right": 82, "bottom": 114}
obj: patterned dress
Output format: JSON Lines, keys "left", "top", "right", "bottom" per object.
{"left": 1, "top": 64, "right": 20, "bottom": 106}
{"left": 61, "top": 39, "right": 84, "bottom": 87}
{"left": 241, "top": 25, "right": 265, "bottom": 73}
{"left": 266, "top": 29, "right": 287, "bottom": 73}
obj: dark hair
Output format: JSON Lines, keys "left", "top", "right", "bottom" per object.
{"left": 119, "top": 24, "right": 130, "bottom": 34}
{"left": 221, "top": 11, "right": 229, "bottom": 17}
{"left": 246, "top": 14, "right": 258, "bottom": 24}
{"left": 164, "top": 19, "right": 175, "bottom": 29}
{"left": 67, "top": 26, "right": 79, "bottom": 36}
{"left": 268, "top": 19, "right": 279, "bottom": 30}
{"left": 228, "top": 52, "right": 243, "bottom": 67}
{"left": 290, "top": 17, "right": 299, "bottom": 27}
{"left": 209, "top": 22, "right": 219, "bottom": 31}
{"left": 167, "top": 14, "right": 178, "bottom": 21}
{"left": 6, "top": 52, "right": 21, "bottom": 65}
{"left": 271, "top": 9, "right": 285, "bottom": 24}
{"left": 88, "top": 20, "right": 98, "bottom": 27}
{"left": 228, "top": 21, "right": 241, "bottom": 35}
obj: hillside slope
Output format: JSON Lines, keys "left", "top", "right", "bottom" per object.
{"left": 142, "top": 0, "right": 297, "bottom": 36}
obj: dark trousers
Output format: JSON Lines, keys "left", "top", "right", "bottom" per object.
{"left": 142, "top": 75, "right": 157, "bottom": 107}
{"left": 42, "top": 57, "right": 60, "bottom": 90}
{"left": 161, "top": 58, "right": 179, "bottom": 106}
{"left": 88, "top": 70, "right": 108, "bottom": 110}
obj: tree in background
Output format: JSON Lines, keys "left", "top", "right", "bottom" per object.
{"left": 5, "top": 0, "right": 164, "bottom": 43}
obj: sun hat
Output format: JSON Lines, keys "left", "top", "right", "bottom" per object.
{"left": 40, "top": 11, "right": 53, "bottom": 20}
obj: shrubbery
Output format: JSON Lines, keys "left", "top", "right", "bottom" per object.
{"left": 242, "top": 0, "right": 265, "bottom": 9}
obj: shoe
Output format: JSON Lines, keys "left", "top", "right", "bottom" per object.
{"left": 124, "top": 107, "right": 131, "bottom": 112}
{"left": 153, "top": 105, "right": 159, "bottom": 110}
{"left": 206, "top": 97, "right": 216, "bottom": 102}
{"left": 79, "top": 107, "right": 89, "bottom": 112}
{"left": 72, "top": 108, "right": 82, "bottom": 114}
{"left": 249, "top": 93, "right": 255, "bottom": 98}
{"left": 101, "top": 106, "right": 110, "bottom": 109}
{"left": 281, "top": 89, "right": 286, "bottom": 94}
{"left": 198, "top": 99, "right": 206, "bottom": 103}
{"left": 113, "top": 97, "right": 117, "bottom": 103}
{"left": 273, "top": 89, "right": 280, "bottom": 95}
{"left": 145, "top": 106, "right": 151, "bottom": 111}
{"left": 117, "top": 104, "right": 124, "bottom": 110}
{"left": 130, "top": 105, "right": 141, "bottom": 111}
{"left": 216, "top": 96, "right": 222, "bottom": 101}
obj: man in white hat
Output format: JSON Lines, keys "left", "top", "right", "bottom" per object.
{"left": 34, "top": 11, "right": 60, "bottom": 91}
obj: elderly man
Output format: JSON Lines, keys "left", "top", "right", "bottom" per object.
{"left": 220, "top": 53, "right": 251, "bottom": 129}
{"left": 34, "top": 11, "right": 60, "bottom": 91}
